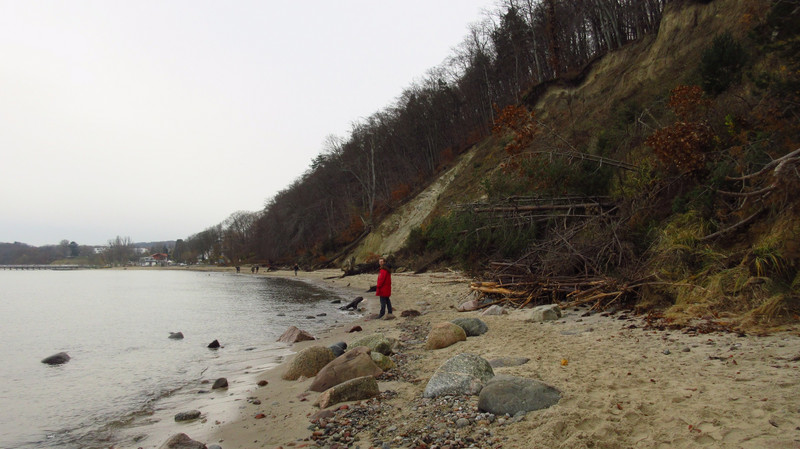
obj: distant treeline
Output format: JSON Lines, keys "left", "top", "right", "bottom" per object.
{"left": 0, "top": 239, "right": 176, "bottom": 266}
{"left": 183, "top": 0, "right": 668, "bottom": 265}
{"left": 0, "top": 241, "right": 94, "bottom": 265}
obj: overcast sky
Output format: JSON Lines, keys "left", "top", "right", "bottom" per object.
{"left": 0, "top": 0, "right": 494, "bottom": 247}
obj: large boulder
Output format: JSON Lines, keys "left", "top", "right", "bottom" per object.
{"left": 277, "top": 326, "right": 315, "bottom": 343}
{"left": 478, "top": 376, "right": 561, "bottom": 415}
{"left": 423, "top": 353, "right": 494, "bottom": 398}
{"left": 451, "top": 318, "right": 489, "bottom": 337}
{"left": 314, "top": 375, "right": 380, "bottom": 408}
{"left": 41, "top": 352, "right": 70, "bottom": 365}
{"left": 211, "top": 378, "right": 228, "bottom": 389}
{"left": 282, "top": 346, "right": 336, "bottom": 380}
{"left": 524, "top": 304, "right": 562, "bottom": 322}
{"left": 308, "top": 346, "right": 382, "bottom": 392}
{"left": 350, "top": 333, "right": 394, "bottom": 355}
{"left": 169, "top": 332, "right": 184, "bottom": 339}
{"left": 425, "top": 322, "right": 467, "bottom": 350}
{"left": 158, "top": 433, "right": 207, "bottom": 449}
{"left": 370, "top": 352, "right": 396, "bottom": 371}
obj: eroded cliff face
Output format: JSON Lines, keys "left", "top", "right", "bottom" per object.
{"left": 343, "top": 0, "right": 766, "bottom": 265}
{"left": 536, "top": 0, "right": 768, "bottom": 120}
{"left": 344, "top": 145, "right": 479, "bottom": 262}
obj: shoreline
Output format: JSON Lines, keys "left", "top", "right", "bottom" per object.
{"left": 111, "top": 267, "right": 368, "bottom": 449}
{"left": 138, "top": 267, "right": 800, "bottom": 449}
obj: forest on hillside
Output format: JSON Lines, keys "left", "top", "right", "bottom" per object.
{"left": 181, "top": 0, "right": 669, "bottom": 265}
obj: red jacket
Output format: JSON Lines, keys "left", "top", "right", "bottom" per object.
{"left": 375, "top": 268, "right": 392, "bottom": 297}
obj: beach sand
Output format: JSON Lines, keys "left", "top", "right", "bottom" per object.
{"left": 141, "top": 268, "right": 800, "bottom": 449}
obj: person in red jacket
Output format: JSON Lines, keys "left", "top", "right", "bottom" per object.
{"left": 375, "top": 257, "right": 392, "bottom": 318}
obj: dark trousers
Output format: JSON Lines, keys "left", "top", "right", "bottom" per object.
{"left": 379, "top": 296, "right": 392, "bottom": 317}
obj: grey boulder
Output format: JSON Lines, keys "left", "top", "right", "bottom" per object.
{"left": 451, "top": 318, "right": 489, "bottom": 337}
{"left": 423, "top": 353, "right": 494, "bottom": 398}
{"left": 478, "top": 376, "right": 561, "bottom": 415}
{"left": 329, "top": 341, "right": 347, "bottom": 357}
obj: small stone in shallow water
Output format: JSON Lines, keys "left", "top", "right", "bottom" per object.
{"left": 174, "top": 410, "right": 201, "bottom": 421}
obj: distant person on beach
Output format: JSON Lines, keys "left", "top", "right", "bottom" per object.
{"left": 235, "top": 266, "right": 240, "bottom": 274}
{"left": 293, "top": 263, "right": 299, "bottom": 276}
{"left": 375, "top": 258, "right": 392, "bottom": 319}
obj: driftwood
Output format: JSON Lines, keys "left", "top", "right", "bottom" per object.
{"left": 339, "top": 296, "right": 364, "bottom": 310}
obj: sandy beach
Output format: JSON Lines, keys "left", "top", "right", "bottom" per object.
{"left": 143, "top": 268, "right": 800, "bottom": 449}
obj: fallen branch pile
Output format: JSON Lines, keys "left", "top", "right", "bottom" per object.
{"left": 470, "top": 275, "right": 646, "bottom": 311}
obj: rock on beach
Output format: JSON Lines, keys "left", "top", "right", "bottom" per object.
{"left": 451, "top": 317, "right": 489, "bottom": 336}
{"left": 314, "top": 375, "right": 380, "bottom": 408}
{"left": 158, "top": 433, "right": 207, "bottom": 449}
{"left": 277, "top": 325, "right": 316, "bottom": 343}
{"left": 425, "top": 322, "right": 467, "bottom": 350}
{"left": 524, "top": 304, "right": 562, "bottom": 322}
{"left": 350, "top": 333, "right": 394, "bottom": 355}
{"left": 282, "top": 346, "right": 336, "bottom": 380}
{"left": 423, "top": 353, "right": 494, "bottom": 398}
{"left": 309, "top": 346, "right": 383, "bottom": 392}
{"left": 478, "top": 375, "right": 561, "bottom": 415}
{"left": 174, "top": 410, "right": 202, "bottom": 422}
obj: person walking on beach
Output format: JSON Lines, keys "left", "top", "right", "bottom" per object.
{"left": 293, "top": 263, "right": 299, "bottom": 276}
{"left": 375, "top": 258, "right": 392, "bottom": 319}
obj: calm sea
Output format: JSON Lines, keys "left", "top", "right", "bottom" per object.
{"left": 0, "top": 269, "right": 353, "bottom": 449}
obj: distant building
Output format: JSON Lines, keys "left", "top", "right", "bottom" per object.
{"left": 140, "top": 253, "right": 169, "bottom": 267}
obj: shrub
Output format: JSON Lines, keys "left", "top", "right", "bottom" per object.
{"left": 700, "top": 32, "right": 747, "bottom": 95}
{"left": 645, "top": 121, "right": 714, "bottom": 172}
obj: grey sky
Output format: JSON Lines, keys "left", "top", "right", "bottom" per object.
{"left": 0, "top": 0, "right": 493, "bottom": 246}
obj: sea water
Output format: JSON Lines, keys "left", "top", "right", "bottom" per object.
{"left": 0, "top": 269, "right": 353, "bottom": 449}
